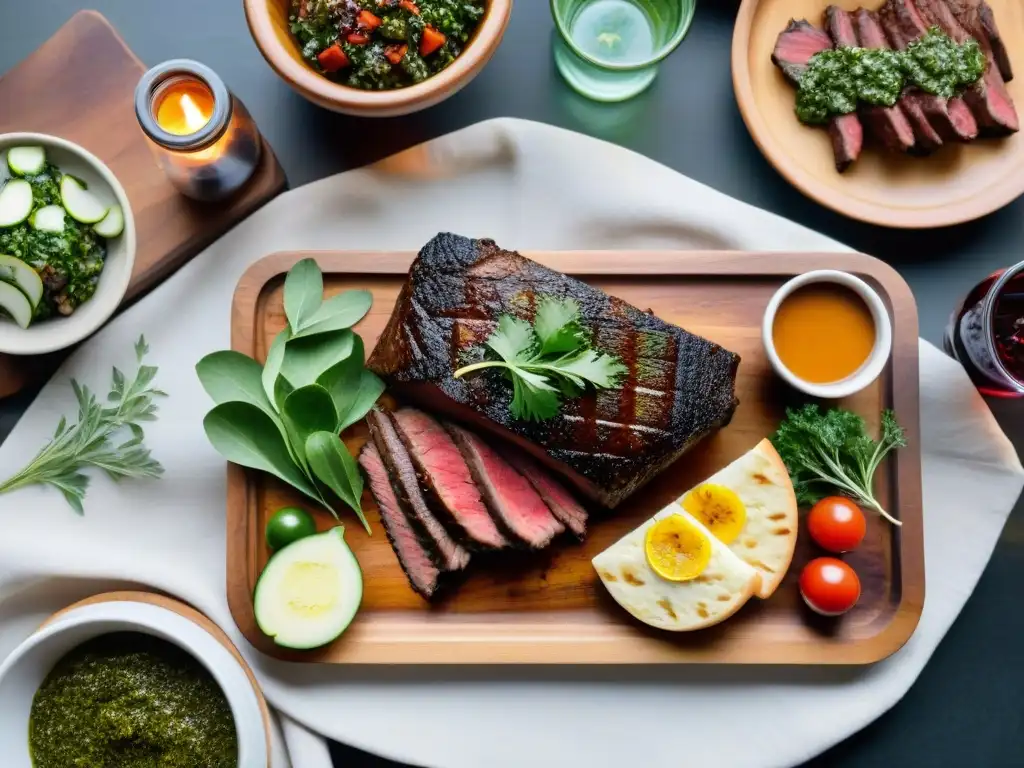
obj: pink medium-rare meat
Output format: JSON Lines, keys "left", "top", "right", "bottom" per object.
{"left": 820, "top": 7, "right": 867, "bottom": 170}
{"left": 359, "top": 442, "right": 443, "bottom": 599}
{"left": 367, "top": 409, "right": 471, "bottom": 574}
{"left": 771, "top": 19, "right": 832, "bottom": 84}
{"left": 446, "top": 423, "right": 565, "bottom": 549}
{"left": 501, "top": 448, "right": 588, "bottom": 539}
{"left": 391, "top": 407, "right": 508, "bottom": 551}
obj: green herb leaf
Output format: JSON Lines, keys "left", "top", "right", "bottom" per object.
{"left": 317, "top": 336, "right": 385, "bottom": 430}
{"left": 284, "top": 257, "right": 324, "bottom": 332}
{"left": 280, "top": 330, "right": 355, "bottom": 389}
{"left": 262, "top": 329, "right": 289, "bottom": 407}
{"left": 196, "top": 351, "right": 277, "bottom": 415}
{"left": 453, "top": 298, "right": 626, "bottom": 422}
{"left": 306, "top": 431, "right": 370, "bottom": 534}
{"left": 291, "top": 290, "right": 373, "bottom": 339}
{"left": 770, "top": 404, "right": 906, "bottom": 526}
{"left": 281, "top": 384, "right": 339, "bottom": 468}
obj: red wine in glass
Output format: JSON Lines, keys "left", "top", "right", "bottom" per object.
{"left": 944, "top": 260, "right": 1024, "bottom": 398}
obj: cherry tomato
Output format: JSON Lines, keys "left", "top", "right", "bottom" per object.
{"left": 265, "top": 506, "right": 318, "bottom": 551}
{"left": 807, "top": 497, "right": 866, "bottom": 553}
{"left": 799, "top": 557, "right": 861, "bottom": 616}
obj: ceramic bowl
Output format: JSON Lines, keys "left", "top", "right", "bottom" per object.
{"left": 0, "top": 600, "right": 268, "bottom": 767}
{"left": 762, "top": 269, "right": 893, "bottom": 399}
{"left": 0, "top": 133, "right": 135, "bottom": 355}
{"left": 244, "top": 0, "right": 513, "bottom": 117}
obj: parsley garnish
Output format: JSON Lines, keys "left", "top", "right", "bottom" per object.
{"left": 770, "top": 404, "right": 907, "bottom": 526}
{"left": 452, "top": 297, "right": 627, "bottom": 422}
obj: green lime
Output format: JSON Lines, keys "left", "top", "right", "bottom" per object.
{"left": 265, "top": 506, "right": 318, "bottom": 551}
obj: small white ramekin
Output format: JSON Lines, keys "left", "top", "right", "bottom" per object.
{"left": 762, "top": 270, "right": 893, "bottom": 399}
{"left": 0, "top": 601, "right": 267, "bottom": 767}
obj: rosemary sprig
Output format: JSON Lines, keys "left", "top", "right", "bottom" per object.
{"left": 0, "top": 336, "right": 167, "bottom": 513}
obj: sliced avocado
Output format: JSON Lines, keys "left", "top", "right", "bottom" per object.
{"left": 0, "top": 280, "right": 34, "bottom": 328}
{"left": 0, "top": 254, "right": 42, "bottom": 309}
{"left": 253, "top": 526, "right": 363, "bottom": 649}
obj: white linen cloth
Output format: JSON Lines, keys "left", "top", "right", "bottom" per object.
{"left": 0, "top": 118, "right": 1021, "bottom": 768}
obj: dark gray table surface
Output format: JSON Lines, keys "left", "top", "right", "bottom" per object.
{"left": 2, "top": 2, "right": 1022, "bottom": 767}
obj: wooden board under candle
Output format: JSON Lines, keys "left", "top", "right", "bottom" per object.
{"left": 0, "top": 10, "right": 287, "bottom": 397}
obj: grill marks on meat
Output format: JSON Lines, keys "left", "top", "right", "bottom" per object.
{"left": 367, "top": 233, "right": 740, "bottom": 508}
{"left": 822, "top": 8, "right": 867, "bottom": 170}
{"left": 446, "top": 423, "right": 565, "bottom": 549}
{"left": 501, "top": 448, "right": 588, "bottom": 539}
{"left": 359, "top": 442, "right": 443, "bottom": 599}
{"left": 366, "top": 409, "right": 471, "bottom": 573}
{"left": 771, "top": 19, "right": 833, "bottom": 84}
{"left": 391, "top": 407, "right": 508, "bottom": 550}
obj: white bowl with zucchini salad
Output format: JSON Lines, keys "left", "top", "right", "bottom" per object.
{"left": 0, "top": 133, "right": 135, "bottom": 354}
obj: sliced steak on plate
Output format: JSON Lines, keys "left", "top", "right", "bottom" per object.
{"left": 945, "top": 0, "right": 1013, "bottom": 82}
{"left": 820, "top": 7, "right": 868, "bottom": 170}
{"left": 359, "top": 442, "right": 443, "bottom": 599}
{"left": 367, "top": 233, "right": 740, "bottom": 508}
{"left": 391, "top": 407, "right": 508, "bottom": 551}
{"left": 446, "top": 423, "right": 565, "bottom": 549}
{"left": 501, "top": 448, "right": 589, "bottom": 540}
{"left": 771, "top": 18, "right": 833, "bottom": 84}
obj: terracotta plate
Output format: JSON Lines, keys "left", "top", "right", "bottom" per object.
{"left": 732, "top": 0, "right": 1024, "bottom": 228}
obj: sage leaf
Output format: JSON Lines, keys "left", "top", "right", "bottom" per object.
{"left": 204, "top": 401, "right": 320, "bottom": 502}
{"left": 291, "top": 290, "right": 373, "bottom": 339}
{"left": 316, "top": 336, "right": 383, "bottom": 429}
{"left": 340, "top": 371, "right": 385, "bottom": 431}
{"left": 306, "top": 431, "right": 369, "bottom": 534}
{"left": 274, "top": 375, "right": 295, "bottom": 413}
{"left": 280, "top": 329, "right": 354, "bottom": 389}
{"left": 196, "top": 351, "right": 276, "bottom": 415}
{"left": 262, "top": 329, "right": 289, "bottom": 407}
{"left": 284, "top": 257, "right": 324, "bottom": 332}
{"left": 281, "top": 384, "right": 338, "bottom": 468}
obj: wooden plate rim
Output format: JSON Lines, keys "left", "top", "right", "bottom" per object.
{"left": 226, "top": 249, "right": 925, "bottom": 665}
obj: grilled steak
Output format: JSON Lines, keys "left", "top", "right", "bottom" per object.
{"left": 391, "top": 407, "right": 508, "bottom": 550}
{"left": 879, "top": 0, "right": 979, "bottom": 142}
{"left": 976, "top": 1, "right": 1012, "bottom": 82}
{"left": 819, "top": 8, "right": 867, "bottom": 169}
{"left": 367, "top": 233, "right": 741, "bottom": 508}
{"left": 502, "top": 448, "right": 588, "bottom": 539}
{"left": 945, "top": 0, "right": 1013, "bottom": 82}
{"left": 851, "top": 9, "right": 920, "bottom": 153}
{"left": 914, "top": 0, "right": 1018, "bottom": 135}
{"left": 367, "top": 409, "right": 471, "bottom": 573}
{"left": 446, "top": 423, "right": 565, "bottom": 548}
{"left": 359, "top": 442, "right": 442, "bottom": 599}
{"left": 771, "top": 18, "right": 832, "bottom": 84}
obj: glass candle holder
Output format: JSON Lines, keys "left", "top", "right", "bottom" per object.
{"left": 134, "top": 60, "right": 262, "bottom": 202}
{"left": 551, "top": 0, "right": 696, "bottom": 102}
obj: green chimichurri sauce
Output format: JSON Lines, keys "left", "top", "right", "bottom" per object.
{"left": 29, "top": 632, "right": 237, "bottom": 768}
{"left": 0, "top": 164, "right": 106, "bottom": 320}
{"left": 290, "top": 0, "right": 486, "bottom": 91}
{"left": 795, "top": 27, "right": 986, "bottom": 125}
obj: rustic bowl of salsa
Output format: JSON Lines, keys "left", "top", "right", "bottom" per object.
{"left": 245, "top": 0, "right": 513, "bottom": 116}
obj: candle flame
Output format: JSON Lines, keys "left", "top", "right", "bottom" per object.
{"left": 180, "top": 93, "right": 210, "bottom": 134}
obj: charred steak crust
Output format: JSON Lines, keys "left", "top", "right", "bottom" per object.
{"left": 367, "top": 233, "right": 741, "bottom": 508}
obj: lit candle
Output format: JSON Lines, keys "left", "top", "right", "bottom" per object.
{"left": 135, "top": 60, "right": 262, "bottom": 202}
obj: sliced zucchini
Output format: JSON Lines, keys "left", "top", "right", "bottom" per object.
{"left": 253, "top": 526, "right": 363, "bottom": 650}
{"left": 0, "top": 180, "right": 33, "bottom": 228}
{"left": 0, "top": 255, "right": 43, "bottom": 308}
{"left": 30, "top": 205, "right": 65, "bottom": 233}
{"left": 93, "top": 205, "right": 124, "bottom": 238}
{"left": 6, "top": 146, "right": 45, "bottom": 176}
{"left": 0, "top": 280, "right": 34, "bottom": 328}
{"left": 60, "top": 176, "right": 107, "bottom": 224}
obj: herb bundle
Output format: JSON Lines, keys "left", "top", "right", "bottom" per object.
{"left": 197, "top": 259, "right": 382, "bottom": 534}
{"left": 0, "top": 336, "right": 165, "bottom": 513}
{"left": 452, "top": 296, "right": 627, "bottom": 422}
{"left": 770, "top": 404, "right": 907, "bottom": 526}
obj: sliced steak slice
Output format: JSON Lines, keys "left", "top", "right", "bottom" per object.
{"left": 821, "top": 7, "right": 866, "bottom": 170}
{"left": 771, "top": 19, "right": 833, "bottom": 84}
{"left": 977, "top": 1, "right": 1012, "bottom": 82}
{"left": 359, "top": 442, "right": 442, "bottom": 599}
{"left": 391, "top": 407, "right": 508, "bottom": 551}
{"left": 914, "top": 0, "right": 1018, "bottom": 135}
{"left": 944, "top": 0, "right": 1013, "bottom": 82}
{"left": 367, "top": 409, "right": 470, "bottom": 573}
{"left": 880, "top": 0, "right": 979, "bottom": 142}
{"left": 501, "top": 448, "right": 588, "bottom": 540}
{"left": 850, "top": 8, "right": 928, "bottom": 153}
{"left": 446, "top": 423, "right": 565, "bottom": 549}
{"left": 366, "top": 233, "right": 740, "bottom": 508}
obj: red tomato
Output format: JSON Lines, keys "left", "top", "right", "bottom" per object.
{"left": 800, "top": 558, "right": 861, "bottom": 616}
{"left": 807, "top": 497, "right": 866, "bottom": 553}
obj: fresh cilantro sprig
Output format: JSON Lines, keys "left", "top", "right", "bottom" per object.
{"left": 770, "top": 404, "right": 907, "bottom": 526}
{"left": 452, "top": 297, "right": 627, "bottom": 422}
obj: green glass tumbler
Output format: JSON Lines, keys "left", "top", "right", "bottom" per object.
{"left": 551, "top": 0, "right": 696, "bottom": 102}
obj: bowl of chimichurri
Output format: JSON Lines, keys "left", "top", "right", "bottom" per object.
{"left": 0, "top": 599, "right": 268, "bottom": 767}
{"left": 244, "top": 0, "right": 513, "bottom": 116}
{"left": 0, "top": 134, "right": 135, "bottom": 355}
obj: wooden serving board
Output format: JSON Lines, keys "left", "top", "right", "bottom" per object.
{"left": 227, "top": 250, "right": 925, "bottom": 665}
{"left": 0, "top": 10, "right": 287, "bottom": 397}
{"left": 40, "top": 591, "right": 271, "bottom": 766}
